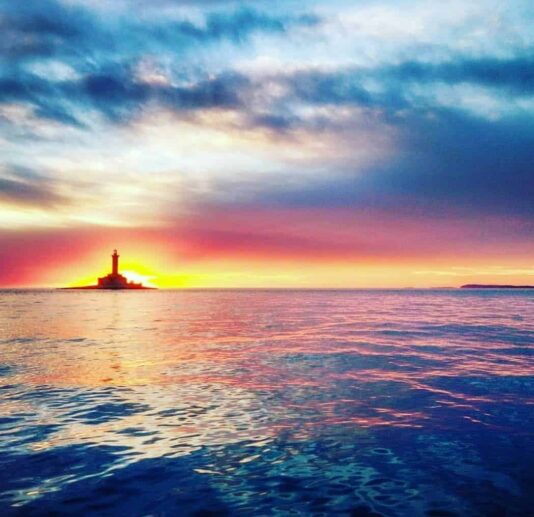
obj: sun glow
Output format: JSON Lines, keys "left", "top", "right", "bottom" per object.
{"left": 121, "top": 270, "right": 158, "bottom": 288}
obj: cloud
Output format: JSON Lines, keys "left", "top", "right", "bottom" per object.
{"left": 0, "top": 0, "right": 101, "bottom": 60}
{"left": 372, "top": 109, "right": 534, "bottom": 216}
{"left": 1, "top": 0, "right": 532, "bottom": 131}
{"left": 2, "top": 53, "right": 532, "bottom": 221}
{"left": 0, "top": 67, "right": 248, "bottom": 124}
{"left": 150, "top": 205, "right": 534, "bottom": 265}
{"left": 0, "top": 1, "right": 317, "bottom": 63}
{"left": 385, "top": 54, "right": 534, "bottom": 96}
{"left": 0, "top": 165, "right": 68, "bottom": 208}
{"left": 4, "top": 51, "right": 532, "bottom": 130}
{"left": 276, "top": 53, "right": 534, "bottom": 116}
{"left": 0, "top": 0, "right": 533, "bottom": 271}
{"left": 149, "top": 8, "right": 318, "bottom": 45}
{"left": 229, "top": 108, "right": 534, "bottom": 218}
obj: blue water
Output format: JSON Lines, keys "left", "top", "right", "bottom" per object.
{"left": 0, "top": 289, "right": 532, "bottom": 516}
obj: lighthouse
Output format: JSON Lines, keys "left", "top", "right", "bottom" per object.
{"left": 92, "top": 249, "right": 152, "bottom": 289}
{"left": 112, "top": 249, "right": 119, "bottom": 276}
{"left": 63, "top": 249, "right": 154, "bottom": 289}
{"left": 95, "top": 249, "right": 144, "bottom": 289}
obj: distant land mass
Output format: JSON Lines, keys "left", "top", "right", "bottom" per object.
{"left": 461, "top": 284, "right": 534, "bottom": 289}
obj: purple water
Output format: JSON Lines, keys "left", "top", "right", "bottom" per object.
{"left": 0, "top": 289, "right": 532, "bottom": 516}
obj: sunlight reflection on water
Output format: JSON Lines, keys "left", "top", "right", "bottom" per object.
{"left": 0, "top": 289, "right": 532, "bottom": 516}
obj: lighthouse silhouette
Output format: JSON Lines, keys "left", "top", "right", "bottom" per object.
{"left": 112, "top": 249, "right": 119, "bottom": 276}
{"left": 64, "top": 249, "right": 154, "bottom": 289}
{"left": 94, "top": 249, "right": 148, "bottom": 289}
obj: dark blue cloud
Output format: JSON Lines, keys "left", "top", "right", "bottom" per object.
{"left": 238, "top": 56, "right": 534, "bottom": 220}
{"left": 0, "top": 1, "right": 316, "bottom": 63}
{"left": 79, "top": 69, "right": 246, "bottom": 121}
{"left": 0, "top": 66, "right": 248, "bottom": 124}
{"left": 0, "top": 72, "right": 87, "bottom": 126}
{"left": 0, "top": 0, "right": 101, "bottom": 60}
{"left": 1, "top": 0, "right": 532, "bottom": 129}
{"left": 287, "top": 69, "right": 377, "bottom": 107}
{"left": 0, "top": 72, "right": 86, "bottom": 126}
{"left": 280, "top": 54, "right": 534, "bottom": 112}
{"left": 229, "top": 106, "right": 534, "bottom": 220}
{"left": 0, "top": 0, "right": 316, "bottom": 124}
{"left": 386, "top": 55, "right": 534, "bottom": 96}
{"left": 0, "top": 74, "right": 51, "bottom": 102}
{"left": 365, "top": 109, "right": 534, "bottom": 216}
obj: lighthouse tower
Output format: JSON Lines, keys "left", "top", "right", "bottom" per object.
{"left": 112, "top": 249, "right": 119, "bottom": 276}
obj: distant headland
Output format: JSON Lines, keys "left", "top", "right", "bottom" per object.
{"left": 64, "top": 250, "right": 155, "bottom": 290}
{"left": 461, "top": 284, "right": 534, "bottom": 289}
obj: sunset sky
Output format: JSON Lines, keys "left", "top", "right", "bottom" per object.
{"left": 1, "top": 0, "right": 533, "bottom": 288}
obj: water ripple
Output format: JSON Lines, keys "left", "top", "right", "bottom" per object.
{"left": 0, "top": 289, "right": 532, "bottom": 516}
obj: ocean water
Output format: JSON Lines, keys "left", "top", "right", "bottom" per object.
{"left": 0, "top": 289, "right": 532, "bottom": 517}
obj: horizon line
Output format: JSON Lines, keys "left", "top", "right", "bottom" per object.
{"left": 2, "top": 285, "right": 534, "bottom": 291}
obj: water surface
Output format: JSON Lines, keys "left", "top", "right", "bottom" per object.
{"left": 0, "top": 289, "right": 532, "bottom": 516}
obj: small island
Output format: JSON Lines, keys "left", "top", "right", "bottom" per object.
{"left": 461, "top": 284, "right": 534, "bottom": 289}
{"left": 65, "top": 250, "right": 155, "bottom": 289}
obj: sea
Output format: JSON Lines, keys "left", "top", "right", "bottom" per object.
{"left": 0, "top": 289, "right": 532, "bottom": 516}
